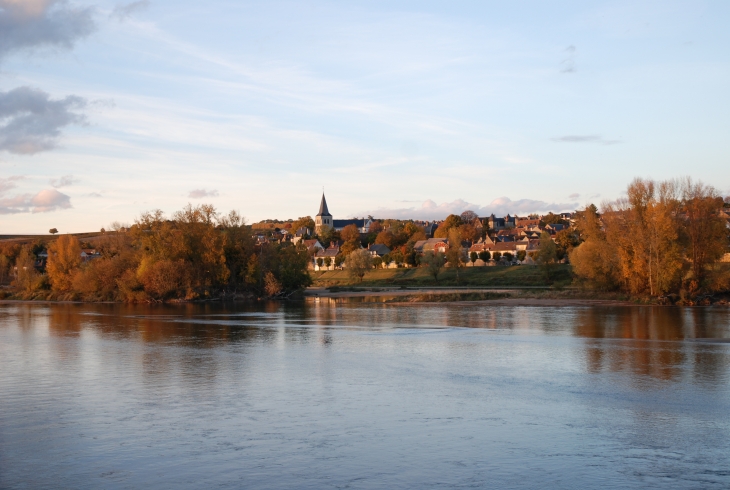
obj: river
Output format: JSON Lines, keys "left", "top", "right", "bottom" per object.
{"left": 1, "top": 301, "right": 729, "bottom": 489}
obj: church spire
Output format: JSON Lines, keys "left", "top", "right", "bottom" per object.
{"left": 317, "top": 193, "right": 331, "bottom": 217}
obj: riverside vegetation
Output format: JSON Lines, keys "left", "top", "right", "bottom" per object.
{"left": 1, "top": 204, "right": 311, "bottom": 302}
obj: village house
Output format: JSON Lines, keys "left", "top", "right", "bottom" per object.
{"left": 413, "top": 238, "right": 449, "bottom": 254}
{"left": 367, "top": 243, "right": 391, "bottom": 257}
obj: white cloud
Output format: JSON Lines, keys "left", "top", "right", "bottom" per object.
{"left": 30, "top": 188, "right": 71, "bottom": 212}
{"left": 358, "top": 197, "right": 579, "bottom": 220}
{"left": 0, "top": 186, "right": 71, "bottom": 214}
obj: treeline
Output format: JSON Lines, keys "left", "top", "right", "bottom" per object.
{"left": 1, "top": 204, "right": 311, "bottom": 302}
{"left": 570, "top": 178, "right": 730, "bottom": 298}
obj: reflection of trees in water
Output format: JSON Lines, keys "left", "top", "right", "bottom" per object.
{"left": 575, "top": 307, "right": 730, "bottom": 384}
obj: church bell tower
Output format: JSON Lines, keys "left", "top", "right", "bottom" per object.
{"left": 315, "top": 193, "right": 333, "bottom": 234}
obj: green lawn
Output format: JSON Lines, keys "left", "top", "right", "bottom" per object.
{"left": 311, "top": 264, "right": 573, "bottom": 288}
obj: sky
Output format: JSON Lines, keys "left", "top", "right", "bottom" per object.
{"left": 1, "top": 0, "right": 729, "bottom": 233}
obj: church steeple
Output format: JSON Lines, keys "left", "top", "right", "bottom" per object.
{"left": 315, "top": 193, "right": 332, "bottom": 234}
{"left": 317, "top": 193, "right": 331, "bottom": 217}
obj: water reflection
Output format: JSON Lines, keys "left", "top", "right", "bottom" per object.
{"left": 1, "top": 302, "right": 730, "bottom": 489}
{"left": 571, "top": 306, "right": 730, "bottom": 383}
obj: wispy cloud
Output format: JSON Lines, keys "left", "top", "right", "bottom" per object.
{"left": 560, "top": 45, "right": 576, "bottom": 73}
{"left": 0, "top": 86, "right": 87, "bottom": 154}
{"left": 111, "top": 0, "right": 150, "bottom": 21}
{"left": 0, "top": 0, "right": 95, "bottom": 61}
{"left": 49, "top": 174, "right": 78, "bottom": 188}
{"left": 188, "top": 188, "right": 219, "bottom": 199}
{"left": 0, "top": 175, "right": 24, "bottom": 193}
{"left": 552, "top": 135, "right": 620, "bottom": 145}
{"left": 568, "top": 193, "right": 580, "bottom": 199}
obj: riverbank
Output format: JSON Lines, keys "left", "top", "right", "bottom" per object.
{"left": 305, "top": 287, "right": 642, "bottom": 306}
{"left": 310, "top": 264, "right": 573, "bottom": 288}
{"left": 304, "top": 286, "right": 730, "bottom": 306}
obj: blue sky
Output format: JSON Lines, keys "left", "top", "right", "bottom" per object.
{"left": 1, "top": 0, "right": 729, "bottom": 232}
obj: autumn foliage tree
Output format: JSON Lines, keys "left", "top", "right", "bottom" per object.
{"left": 571, "top": 177, "right": 730, "bottom": 297}
{"left": 46, "top": 234, "right": 82, "bottom": 291}
{"left": 14, "top": 203, "right": 312, "bottom": 302}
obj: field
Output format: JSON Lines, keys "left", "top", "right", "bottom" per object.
{"left": 310, "top": 264, "right": 573, "bottom": 288}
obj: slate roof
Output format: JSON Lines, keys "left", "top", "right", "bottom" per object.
{"left": 317, "top": 194, "right": 331, "bottom": 217}
{"left": 368, "top": 244, "right": 391, "bottom": 256}
{"left": 333, "top": 219, "right": 366, "bottom": 229}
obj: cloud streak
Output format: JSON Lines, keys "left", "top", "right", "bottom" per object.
{"left": 111, "top": 0, "right": 150, "bottom": 21}
{"left": 552, "top": 135, "right": 620, "bottom": 145}
{"left": 0, "top": 0, "right": 95, "bottom": 61}
{"left": 0, "top": 86, "right": 87, "bottom": 154}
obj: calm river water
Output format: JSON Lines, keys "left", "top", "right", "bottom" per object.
{"left": 1, "top": 301, "right": 730, "bottom": 489}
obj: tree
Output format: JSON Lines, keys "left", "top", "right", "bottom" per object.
{"left": 392, "top": 250, "right": 405, "bottom": 267}
{"left": 373, "top": 257, "right": 383, "bottom": 269}
{"left": 478, "top": 250, "right": 490, "bottom": 262}
{"left": 323, "top": 257, "right": 332, "bottom": 268}
{"left": 334, "top": 254, "right": 345, "bottom": 268}
{"left": 12, "top": 247, "right": 43, "bottom": 294}
{"left": 460, "top": 210, "right": 478, "bottom": 223}
{"left": 375, "top": 230, "right": 395, "bottom": 249}
{"left": 555, "top": 229, "right": 579, "bottom": 252}
{"left": 470, "top": 251, "right": 478, "bottom": 263}
{"left": 504, "top": 252, "right": 514, "bottom": 262}
{"left": 341, "top": 224, "right": 360, "bottom": 242}
{"left": 602, "top": 178, "right": 683, "bottom": 296}
{"left": 446, "top": 228, "right": 464, "bottom": 284}
{"left": 569, "top": 240, "right": 619, "bottom": 290}
{"left": 680, "top": 178, "right": 727, "bottom": 291}
{"left": 292, "top": 216, "right": 315, "bottom": 233}
{"left": 49, "top": 228, "right": 58, "bottom": 235}
{"left": 493, "top": 252, "right": 502, "bottom": 261}
{"left": 433, "top": 214, "right": 463, "bottom": 238}
{"left": 540, "top": 213, "right": 567, "bottom": 226}
{"left": 340, "top": 224, "right": 361, "bottom": 256}
{"left": 421, "top": 251, "right": 445, "bottom": 282}
{"left": 0, "top": 254, "right": 10, "bottom": 285}
{"left": 537, "top": 231, "right": 558, "bottom": 282}
{"left": 318, "top": 227, "right": 338, "bottom": 247}
{"left": 47, "top": 235, "right": 82, "bottom": 291}
{"left": 346, "top": 249, "right": 372, "bottom": 282}
{"left": 516, "top": 250, "right": 526, "bottom": 262}
{"left": 317, "top": 258, "right": 324, "bottom": 268}
{"left": 369, "top": 221, "right": 383, "bottom": 234}
{"left": 139, "top": 259, "right": 192, "bottom": 300}
{"left": 264, "top": 271, "right": 283, "bottom": 297}
{"left": 458, "top": 223, "right": 480, "bottom": 243}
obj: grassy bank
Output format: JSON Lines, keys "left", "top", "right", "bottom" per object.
{"left": 311, "top": 264, "right": 572, "bottom": 288}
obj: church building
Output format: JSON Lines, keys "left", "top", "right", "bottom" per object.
{"left": 315, "top": 193, "right": 373, "bottom": 235}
